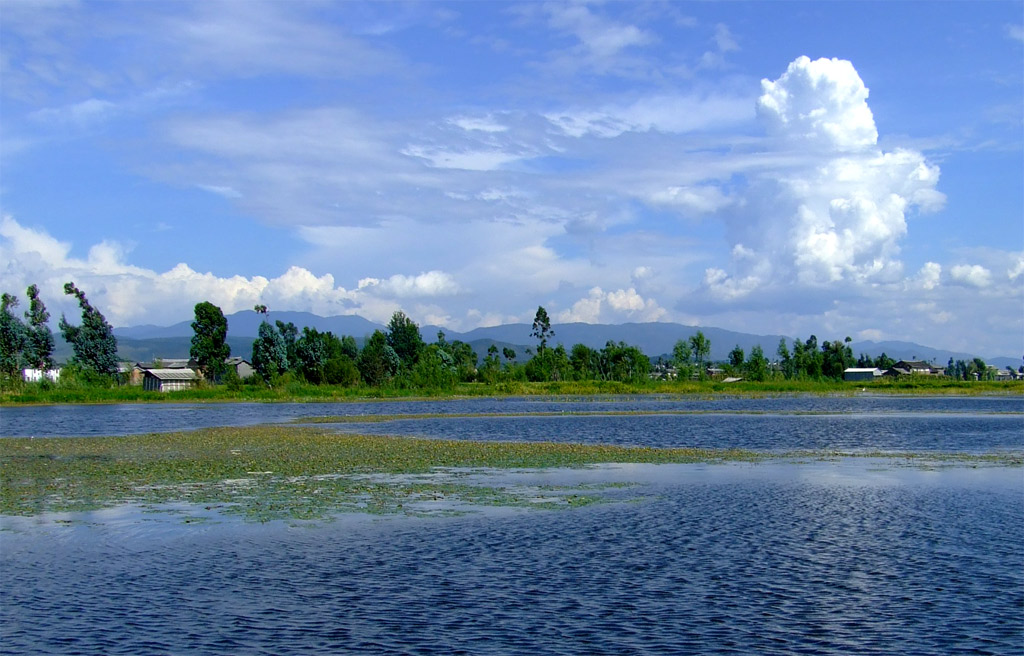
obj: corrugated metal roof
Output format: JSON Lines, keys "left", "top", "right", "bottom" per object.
{"left": 145, "top": 369, "right": 198, "bottom": 380}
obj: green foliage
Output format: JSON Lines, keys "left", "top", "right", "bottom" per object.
{"left": 358, "top": 330, "right": 401, "bottom": 386}
{"left": 0, "top": 293, "right": 26, "bottom": 379}
{"left": 671, "top": 339, "right": 693, "bottom": 379}
{"left": 386, "top": 311, "right": 425, "bottom": 371}
{"left": 190, "top": 301, "right": 231, "bottom": 381}
{"left": 689, "top": 331, "right": 710, "bottom": 379}
{"left": 23, "top": 285, "right": 54, "bottom": 370}
{"left": 410, "top": 344, "right": 459, "bottom": 390}
{"left": 251, "top": 321, "right": 288, "bottom": 383}
{"left": 744, "top": 345, "right": 769, "bottom": 381}
{"left": 598, "top": 341, "right": 651, "bottom": 383}
{"left": 531, "top": 306, "right": 554, "bottom": 352}
{"left": 324, "top": 356, "right": 360, "bottom": 386}
{"left": 569, "top": 343, "right": 601, "bottom": 380}
{"left": 295, "top": 327, "right": 329, "bottom": 383}
{"left": 728, "top": 344, "right": 745, "bottom": 370}
{"left": 525, "top": 343, "right": 570, "bottom": 381}
{"left": 59, "top": 282, "right": 119, "bottom": 380}
{"left": 275, "top": 320, "right": 300, "bottom": 371}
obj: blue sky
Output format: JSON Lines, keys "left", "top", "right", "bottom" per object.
{"left": 1, "top": 1, "right": 1021, "bottom": 358}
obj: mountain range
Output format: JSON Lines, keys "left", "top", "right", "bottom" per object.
{"left": 96, "top": 310, "right": 1021, "bottom": 371}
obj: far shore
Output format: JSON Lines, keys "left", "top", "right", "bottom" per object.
{"left": 2, "top": 378, "right": 1022, "bottom": 406}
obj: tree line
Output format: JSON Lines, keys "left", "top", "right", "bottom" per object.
{"left": 2, "top": 287, "right": 1011, "bottom": 390}
{"left": 1, "top": 282, "right": 119, "bottom": 385}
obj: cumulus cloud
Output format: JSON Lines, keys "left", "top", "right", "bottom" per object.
{"left": 357, "top": 271, "right": 460, "bottom": 298}
{"left": 757, "top": 56, "right": 877, "bottom": 152}
{"left": 557, "top": 287, "right": 666, "bottom": 323}
{"left": 707, "top": 56, "right": 945, "bottom": 297}
{"left": 950, "top": 264, "right": 992, "bottom": 288}
{"left": 0, "top": 215, "right": 462, "bottom": 327}
{"left": 916, "top": 262, "right": 942, "bottom": 290}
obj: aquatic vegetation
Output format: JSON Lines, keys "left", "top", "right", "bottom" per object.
{"left": 2, "top": 425, "right": 1019, "bottom": 521}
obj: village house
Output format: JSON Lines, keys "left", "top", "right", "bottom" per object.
{"left": 884, "top": 360, "right": 945, "bottom": 377}
{"left": 22, "top": 367, "right": 60, "bottom": 383}
{"left": 843, "top": 367, "right": 883, "bottom": 382}
{"left": 142, "top": 368, "right": 199, "bottom": 392}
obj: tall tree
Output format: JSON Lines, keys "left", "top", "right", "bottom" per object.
{"left": 531, "top": 306, "right": 554, "bottom": 353}
{"left": 745, "top": 345, "right": 769, "bottom": 381}
{"left": 672, "top": 339, "right": 694, "bottom": 381}
{"left": 386, "top": 311, "right": 424, "bottom": 371}
{"left": 728, "top": 345, "right": 745, "bottom": 370}
{"left": 0, "top": 293, "right": 26, "bottom": 378}
{"left": 295, "top": 326, "right": 328, "bottom": 383}
{"left": 59, "top": 282, "right": 119, "bottom": 378}
{"left": 23, "top": 285, "right": 54, "bottom": 370}
{"left": 275, "top": 320, "right": 299, "bottom": 371}
{"left": 358, "top": 330, "right": 401, "bottom": 386}
{"left": 190, "top": 301, "right": 231, "bottom": 381}
{"left": 689, "top": 330, "right": 710, "bottom": 379}
{"left": 251, "top": 321, "right": 288, "bottom": 383}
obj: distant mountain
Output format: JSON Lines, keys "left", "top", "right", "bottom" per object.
{"left": 848, "top": 340, "right": 1020, "bottom": 371}
{"left": 104, "top": 311, "right": 1018, "bottom": 369}
{"left": 115, "top": 310, "right": 384, "bottom": 340}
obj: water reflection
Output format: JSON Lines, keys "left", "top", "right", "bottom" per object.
{"left": 2, "top": 461, "right": 1021, "bottom": 655}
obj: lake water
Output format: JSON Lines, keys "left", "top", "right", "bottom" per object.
{"left": 2, "top": 396, "right": 1023, "bottom": 654}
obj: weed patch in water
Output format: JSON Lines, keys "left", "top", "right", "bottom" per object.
{"left": 2, "top": 425, "right": 1019, "bottom": 520}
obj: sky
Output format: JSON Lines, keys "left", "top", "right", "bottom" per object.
{"left": 1, "top": 1, "right": 1022, "bottom": 358}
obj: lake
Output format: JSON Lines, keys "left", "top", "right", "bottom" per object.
{"left": 1, "top": 396, "right": 1023, "bottom": 655}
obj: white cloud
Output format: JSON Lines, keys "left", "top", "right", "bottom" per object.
{"left": 449, "top": 115, "right": 508, "bottom": 133}
{"left": 546, "top": 93, "right": 753, "bottom": 138}
{"left": 401, "top": 145, "right": 525, "bottom": 171}
{"left": 557, "top": 286, "right": 666, "bottom": 323}
{"left": 950, "top": 264, "right": 992, "bottom": 288}
{"left": 357, "top": 271, "right": 460, "bottom": 298}
{"left": 709, "top": 56, "right": 944, "bottom": 296}
{"left": 916, "top": 262, "right": 942, "bottom": 290}
{"left": 757, "top": 56, "right": 878, "bottom": 152}
{"left": 1008, "top": 257, "right": 1024, "bottom": 281}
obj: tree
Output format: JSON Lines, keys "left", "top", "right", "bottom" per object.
{"left": 0, "top": 293, "right": 26, "bottom": 378}
{"left": 23, "top": 285, "right": 54, "bottom": 371}
{"left": 531, "top": 306, "right": 554, "bottom": 352}
{"left": 821, "top": 337, "right": 854, "bottom": 379}
{"left": 689, "top": 331, "right": 710, "bottom": 379}
{"left": 251, "top": 321, "right": 288, "bottom": 383}
{"left": 386, "top": 311, "right": 424, "bottom": 371}
{"left": 570, "top": 343, "right": 601, "bottom": 380}
{"left": 745, "top": 345, "right": 769, "bottom": 381}
{"left": 599, "top": 341, "right": 650, "bottom": 383}
{"left": 295, "top": 327, "right": 328, "bottom": 383}
{"left": 59, "top": 282, "right": 119, "bottom": 379}
{"left": 275, "top": 320, "right": 299, "bottom": 371}
{"left": 190, "top": 301, "right": 230, "bottom": 381}
{"left": 728, "top": 345, "right": 745, "bottom": 370}
{"left": 672, "top": 339, "right": 694, "bottom": 381}
{"left": 777, "top": 338, "right": 795, "bottom": 379}
{"left": 358, "top": 330, "right": 401, "bottom": 386}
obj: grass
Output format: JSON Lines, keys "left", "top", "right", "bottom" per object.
{"left": 3, "top": 377, "right": 1021, "bottom": 405}
{"left": 2, "top": 425, "right": 1019, "bottom": 521}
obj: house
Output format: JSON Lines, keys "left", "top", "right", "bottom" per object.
{"left": 142, "top": 368, "right": 199, "bottom": 392}
{"left": 844, "top": 367, "right": 882, "bottom": 382}
{"left": 225, "top": 357, "right": 255, "bottom": 379}
{"left": 885, "top": 360, "right": 944, "bottom": 377}
{"left": 22, "top": 368, "right": 60, "bottom": 383}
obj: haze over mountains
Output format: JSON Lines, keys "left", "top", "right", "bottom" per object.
{"left": 104, "top": 311, "right": 1019, "bottom": 371}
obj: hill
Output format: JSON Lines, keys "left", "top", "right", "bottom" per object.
{"left": 93, "top": 311, "right": 1018, "bottom": 370}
